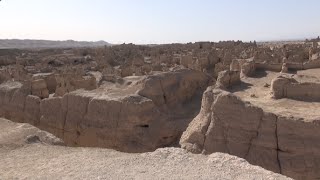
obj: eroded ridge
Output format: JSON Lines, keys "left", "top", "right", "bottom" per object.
{"left": 181, "top": 63, "right": 320, "bottom": 179}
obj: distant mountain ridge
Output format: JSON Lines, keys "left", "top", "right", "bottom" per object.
{"left": 0, "top": 39, "right": 111, "bottom": 49}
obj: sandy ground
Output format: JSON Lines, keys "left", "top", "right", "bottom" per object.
{"left": 232, "top": 69, "right": 320, "bottom": 121}
{"left": 0, "top": 118, "right": 290, "bottom": 180}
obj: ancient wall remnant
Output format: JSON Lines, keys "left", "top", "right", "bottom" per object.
{"left": 0, "top": 70, "right": 210, "bottom": 153}
{"left": 180, "top": 87, "right": 320, "bottom": 180}
{"left": 216, "top": 70, "right": 240, "bottom": 89}
{"left": 31, "top": 79, "right": 49, "bottom": 99}
{"left": 54, "top": 74, "right": 97, "bottom": 97}
{"left": 271, "top": 75, "right": 320, "bottom": 100}
{"left": 138, "top": 69, "right": 210, "bottom": 109}
{"left": 241, "top": 58, "right": 256, "bottom": 77}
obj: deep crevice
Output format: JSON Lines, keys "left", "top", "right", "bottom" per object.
{"left": 113, "top": 102, "right": 123, "bottom": 148}
{"left": 275, "top": 116, "right": 282, "bottom": 174}
{"left": 138, "top": 124, "right": 149, "bottom": 128}
{"left": 62, "top": 96, "right": 68, "bottom": 139}
{"left": 162, "top": 136, "right": 174, "bottom": 140}
{"left": 245, "top": 114, "right": 263, "bottom": 159}
{"left": 159, "top": 79, "right": 167, "bottom": 104}
{"left": 201, "top": 113, "right": 213, "bottom": 152}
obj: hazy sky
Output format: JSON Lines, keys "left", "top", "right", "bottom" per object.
{"left": 0, "top": 0, "right": 319, "bottom": 44}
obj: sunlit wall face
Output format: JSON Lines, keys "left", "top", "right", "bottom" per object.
{"left": 0, "top": 0, "right": 319, "bottom": 44}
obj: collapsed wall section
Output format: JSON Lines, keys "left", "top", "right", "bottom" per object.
{"left": 180, "top": 87, "right": 320, "bottom": 180}
{"left": 0, "top": 69, "right": 210, "bottom": 153}
{"left": 138, "top": 69, "right": 210, "bottom": 109}
{"left": 271, "top": 75, "right": 320, "bottom": 100}
{"left": 255, "top": 60, "right": 320, "bottom": 72}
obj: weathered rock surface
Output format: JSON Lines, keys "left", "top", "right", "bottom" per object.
{"left": 0, "top": 118, "right": 63, "bottom": 148}
{"left": 0, "top": 118, "right": 291, "bottom": 180}
{"left": 216, "top": 70, "right": 240, "bottom": 89}
{"left": 241, "top": 58, "right": 256, "bottom": 77}
{"left": 0, "top": 69, "right": 209, "bottom": 152}
{"left": 31, "top": 79, "right": 49, "bottom": 99}
{"left": 271, "top": 75, "right": 320, "bottom": 100}
{"left": 280, "top": 63, "right": 289, "bottom": 73}
{"left": 138, "top": 69, "right": 210, "bottom": 109}
{"left": 180, "top": 87, "right": 320, "bottom": 180}
{"left": 230, "top": 59, "right": 241, "bottom": 71}
{"left": 54, "top": 74, "right": 97, "bottom": 97}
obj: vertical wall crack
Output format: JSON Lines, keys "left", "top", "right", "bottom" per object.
{"left": 245, "top": 114, "right": 263, "bottom": 159}
{"left": 114, "top": 102, "right": 123, "bottom": 148}
{"left": 159, "top": 79, "right": 167, "bottom": 105}
{"left": 275, "top": 116, "right": 282, "bottom": 174}
{"left": 62, "top": 96, "right": 68, "bottom": 139}
{"left": 201, "top": 113, "right": 212, "bottom": 152}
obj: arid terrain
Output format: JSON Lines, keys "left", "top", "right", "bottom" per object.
{"left": 1, "top": 38, "right": 320, "bottom": 179}
{"left": 0, "top": 118, "right": 289, "bottom": 179}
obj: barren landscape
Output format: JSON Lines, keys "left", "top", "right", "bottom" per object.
{"left": 1, "top": 38, "right": 320, "bottom": 179}
{"left": 0, "top": 118, "right": 289, "bottom": 179}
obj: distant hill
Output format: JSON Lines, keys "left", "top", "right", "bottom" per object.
{"left": 0, "top": 39, "right": 111, "bottom": 49}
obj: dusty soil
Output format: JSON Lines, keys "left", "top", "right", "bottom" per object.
{"left": 231, "top": 70, "right": 320, "bottom": 121}
{"left": 0, "top": 118, "right": 290, "bottom": 180}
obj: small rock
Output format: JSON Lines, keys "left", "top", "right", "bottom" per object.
{"left": 263, "top": 83, "right": 270, "bottom": 88}
{"left": 26, "top": 135, "right": 41, "bottom": 144}
{"left": 250, "top": 94, "right": 257, "bottom": 98}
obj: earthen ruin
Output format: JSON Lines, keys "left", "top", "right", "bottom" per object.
{"left": 1, "top": 39, "right": 320, "bottom": 179}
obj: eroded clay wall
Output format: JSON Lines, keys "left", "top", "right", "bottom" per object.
{"left": 255, "top": 63, "right": 282, "bottom": 72}
{"left": 0, "top": 70, "right": 210, "bottom": 153}
{"left": 180, "top": 87, "right": 320, "bottom": 180}
{"left": 271, "top": 76, "right": 320, "bottom": 100}
{"left": 255, "top": 61, "right": 320, "bottom": 72}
